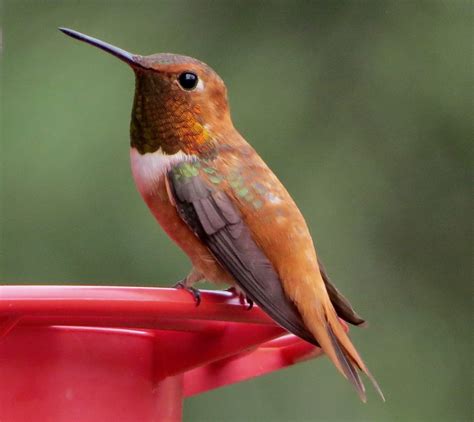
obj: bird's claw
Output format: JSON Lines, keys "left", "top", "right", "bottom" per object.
{"left": 227, "top": 287, "right": 254, "bottom": 310}
{"left": 244, "top": 297, "right": 254, "bottom": 310}
{"left": 174, "top": 281, "right": 201, "bottom": 306}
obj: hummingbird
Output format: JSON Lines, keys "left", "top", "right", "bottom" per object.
{"left": 59, "top": 28, "right": 384, "bottom": 402}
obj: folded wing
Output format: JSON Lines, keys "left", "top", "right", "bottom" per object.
{"left": 168, "top": 161, "right": 318, "bottom": 345}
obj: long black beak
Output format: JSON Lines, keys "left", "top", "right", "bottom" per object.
{"left": 59, "top": 27, "right": 142, "bottom": 67}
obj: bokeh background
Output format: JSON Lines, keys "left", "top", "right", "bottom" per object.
{"left": 1, "top": 1, "right": 471, "bottom": 421}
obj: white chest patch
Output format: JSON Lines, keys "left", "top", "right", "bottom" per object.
{"left": 130, "top": 147, "right": 194, "bottom": 196}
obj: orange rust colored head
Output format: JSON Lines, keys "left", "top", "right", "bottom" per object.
{"left": 130, "top": 54, "right": 232, "bottom": 155}
{"left": 59, "top": 28, "right": 232, "bottom": 156}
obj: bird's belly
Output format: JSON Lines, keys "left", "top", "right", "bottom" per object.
{"left": 130, "top": 148, "right": 233, "bottom": 284}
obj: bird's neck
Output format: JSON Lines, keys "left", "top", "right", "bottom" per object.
{"left": 130, "top": 147, "right": 194, "bottom": 198}
{"left": 129, "top": 126, "right": 249, "bottom": 200}
{"left": 130, "top": 76, "right": 217, "bottom": 157}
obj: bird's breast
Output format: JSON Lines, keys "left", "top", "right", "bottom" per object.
{"left": 129, "top": 146, "right": 233, "bottom": 284}
{"left": 130, "top": 147, "right": 193, "bottom": 198}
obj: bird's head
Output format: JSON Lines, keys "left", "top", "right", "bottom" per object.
{"left": 60, "top": 28, "right": 232, "bottom": 157}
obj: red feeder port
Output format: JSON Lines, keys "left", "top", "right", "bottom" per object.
{"left": 0, "top": 286, "right": 327, "bottom": 421}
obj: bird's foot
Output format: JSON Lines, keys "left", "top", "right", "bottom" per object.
{"left": 174, "top": 281, "right": 201, "bottom": 307}
{"left": 174, "top": 268, "right": 204, "bottom": 306}
{"left": 227, "top": 287, "right": 254, "bottom": 310}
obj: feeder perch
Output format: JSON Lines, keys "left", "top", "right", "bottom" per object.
{"left": 0, "top": 286, "right": 327, "bottom": 421}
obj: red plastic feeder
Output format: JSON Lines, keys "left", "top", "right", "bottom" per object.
{"left": 0, "top": 286, "right": 326, "bottom": 421}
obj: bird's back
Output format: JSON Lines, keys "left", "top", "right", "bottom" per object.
{"left": 202, "top": 132, "right": 383, "bottom": 401}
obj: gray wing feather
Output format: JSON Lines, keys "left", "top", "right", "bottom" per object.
{"left": 168, "top": 165, "right": 318, "bottom": 345}
{"left": 318, "top": 258, "right": 365, "bottom": 326}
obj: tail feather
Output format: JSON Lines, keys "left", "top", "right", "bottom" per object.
{"left": 327, "top": 322, "right": 367, "bottom": 402}
{"left": 325, "top": 304, "right": 385, "bottom": 401}
{"left": 300, "top": 294, "right": 385, "bottom": 402}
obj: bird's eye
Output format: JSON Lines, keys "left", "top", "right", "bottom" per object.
{"left": 178, "top": 72, "right": 198, "bottom": 90}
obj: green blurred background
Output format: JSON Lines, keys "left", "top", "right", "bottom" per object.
{"left": 1, "top": 1, "right": 471, "bottom": 420}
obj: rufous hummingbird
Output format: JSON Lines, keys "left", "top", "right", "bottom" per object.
{"left": 60, "top": 28, "right": 384, "bottom": 402}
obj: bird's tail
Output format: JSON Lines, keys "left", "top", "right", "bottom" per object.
{"left": 301, "top": 291, "right": 385, "bottom": 402}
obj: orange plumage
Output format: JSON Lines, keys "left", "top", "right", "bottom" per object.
{"left": 60, "top": 27, "right": 384, "bottom": 402}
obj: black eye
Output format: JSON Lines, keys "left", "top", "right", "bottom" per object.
{"left": 178, "top": 72, "right": 198, "bottom": 90}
